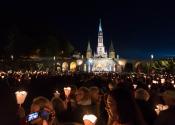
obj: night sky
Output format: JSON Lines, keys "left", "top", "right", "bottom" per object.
{"left": 1, "top": 0, "right": 175, "bottom": 59}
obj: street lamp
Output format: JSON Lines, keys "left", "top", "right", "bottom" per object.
{"left": 151, "top": 54, "right": 154, "bottom": 60}
{"left": 148, "top": 54, "right": 154, "bottom": 75}
{"left": 53, "top": 56, "right": 56, "bottom": 72}
{"left": 11, "top": 55, "right": 14, "bottom": 61}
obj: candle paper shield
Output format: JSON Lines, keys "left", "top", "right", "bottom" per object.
{"left": 15, "top": 91, "right": 27, "bottom": 105}
{"left": 83, "top": 114, "right": 97, "bottom": 124}
{"left": 133, "top": 84, "right": 137, "bottom": 89}
{"left": 155, "top": 104, "right": 168, "bottom": 115}
{"left": 64, "top": 87, "right": 71, "bottom": 97}
{"left": 161, "top": 78, "right": 165, "bottom": 84}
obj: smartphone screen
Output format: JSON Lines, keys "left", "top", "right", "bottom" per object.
{"left": 27, "top": 112, "right": 39, "bottom": 122}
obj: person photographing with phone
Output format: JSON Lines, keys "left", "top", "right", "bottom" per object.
{"left": 25, "top": 96, "right": 58, "bottom": 125}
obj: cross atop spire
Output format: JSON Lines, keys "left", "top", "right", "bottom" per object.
{"left": 99, "top": 19, "right": 102, "bottom": 32}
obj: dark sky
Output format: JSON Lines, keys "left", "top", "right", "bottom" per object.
{"left": 1, "top": 0, "right": 175, "bottom": 59}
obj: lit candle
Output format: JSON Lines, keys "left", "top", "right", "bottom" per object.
{"left": 15, "top": 91, "right": 27, "bottom": 106}
{"left": 155, "top": 104, "right": 168, "bottom": 115}
{"left": 133, "top": 84, "right": 137, "bottom": 89}
{"left": 152, "top": 80, "right": 158, "bottom": 84}
{"left": 161, "top": 78, "right": 165, "bottom": 84}
{"left": 148, "top": 84, "right": 151, "bottom": 89}
{"left": 1, "top": 75, "right": 4, "bottom": 79}
{"left": 83, "top": 114, "right": 97, "bottom": 124}
{"left": 64, "top": 87, "right": 71, "bottom": 98}
{"left": 18, "top": 79, "right": 21, "bottom": 82}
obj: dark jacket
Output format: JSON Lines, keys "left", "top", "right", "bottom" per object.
{"left": 136, "top": 99, "right": 157, "bottom": 125}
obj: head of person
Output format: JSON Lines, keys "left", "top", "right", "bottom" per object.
{"left": 89, "top": 86, "right": 100, "bottom": 103}
{"left": 161, "top": 90, "right": 175, "bottom": 106}
{"left": 135, "top": 88, "right": 150, "bottom": 101}
{"left": 75, "top": 87, "right": 90, "bottom": 105}
{"left": 106, "top": 87, "right": 144, "bottom": 124}
{"left": 108, "top": 82, "right": 115, "bottom": 91}
{"left": 30, "top": 96, "right": 55, "bottom": 125}
{"left": 51, "top": 97, "right": 66, "bottom": 122}
{"left": 69, "top": 85, "right": 77, "bottom": 99}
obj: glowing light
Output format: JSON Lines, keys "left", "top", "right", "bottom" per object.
{"left": 64, "top": 87, "right": 71, "bottom": 98}
{"left": 18, "top": 79, "right": 21, "bottom": 82}
{"left": 117, "top": 54, "right": 119, "bottom": 60}
{"left": 118, "top": 60, "right": 126, "bottom": 66}
{"left": 91, "top": 58, "right": 115, "bottom": 72}
{"left": 70, "top": 62, "right": 77, "bottom": 72}
{"left": 83, "top": 114, "right": 97, "bottom": 124}
{"left": 15, "top": 91, "right": 27, "bottom": 105}
{"left": 62, "top": 62, "right": 69, "bottom": 72}
{"left": 161, "top": 78, "right": 165, "bottom": 84}
{"left": 53, "top": 56, "right": 56, "bottom": 60}
{"left": 155, "top": 104, "right": 168, "bottom": 115}
{"left": 88, "top": 58, "right": 93, "bottom": 64}
{"left": 151, "top": 54, "right": 154, "bottom": 59}
{"left": 133, "top": 84, "right": 137, "bottom": 89}
{"left": 152, "top": 80, "right": 158, "bottom": 84}
{"left": 11, "top": 55, "right": 14, "bottom": 60}
{"left": 77, "top": 59, "right": 83, "bottom": 66}
{"left": 148, "top": 84, "right": 151, "bottom": 89}
{"left": 1, "top": 75, "right": 4, "bottom": 79}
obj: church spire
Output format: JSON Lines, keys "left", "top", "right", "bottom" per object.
{"left": 95, "top": 19, "right": 107, "bottom": 58}
{"left": 86, "top": 41, "right": 92, "bottom": 59}
{"left": 87, "top": 41, "right": 92, "bottom": 52}
{"left": 109, "top": 41, "right": 115, "bottom": 52}
{"left": 109, "top": 41, "right": 115, "bottom": 59}
{"left": 99, "top": 19, "right": 102, "bottom": 32}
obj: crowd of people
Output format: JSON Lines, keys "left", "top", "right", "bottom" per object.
{"left": 1, "top": 71, "right": 175, "bottom": 125}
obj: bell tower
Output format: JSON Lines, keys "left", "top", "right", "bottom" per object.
{"left": 86, "top": 41, "right": 92, "bottom": 58}
{"left": 95, "top": 19, "right": 107, "bottom": 58}
{"left": 109, "top": 41, "right": 115, "bottom": 59}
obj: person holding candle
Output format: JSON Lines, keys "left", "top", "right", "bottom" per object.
{"left": 154, "top": 90, "right": 175, "bottom": 125}
{"left": 89, "top": 86, "right": 107, "bottom": 125}
{"left": 72, "top": 87, "right": 97, "bottom": 124}
{"left": 106, "top": 86, "right": 147, "bottom": 125}
{"left": 51, "top": 97, "right": 66, "bottom": 121}
{"left": 29, "top": 96, "right": 57, "bottom": 125}
{"left": 135, "top": 88, "right": 157, "bottom": 125}
{"left": 19, "top": 96, "right": 60, "bottom": 125}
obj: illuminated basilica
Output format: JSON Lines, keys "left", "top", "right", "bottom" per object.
{"left": 84, "top": 19, "right": 119, "bottom": 72}
{"left": 23, "top": 19, "right": 126, "bottom": 72}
